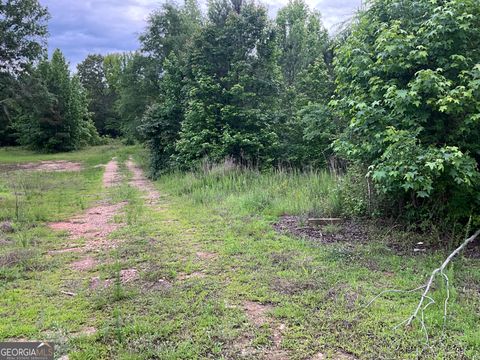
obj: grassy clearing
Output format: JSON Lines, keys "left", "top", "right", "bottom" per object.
{"left": 159, "top": 166, "right": 342, "bottom": 218}
{"left": 0, "top": 145, "right": 136, "bottom": 341}
{"left": 0, "top": 147, "right": 479, "bottom": 359}
{"left": 0, "top": 144, "right": 136, "bottom": 222}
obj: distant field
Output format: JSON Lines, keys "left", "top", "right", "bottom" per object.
{"left": 0, "top": 146, "right": 478, "bottom": 359}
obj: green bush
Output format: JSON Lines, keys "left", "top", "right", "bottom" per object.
{"left": 333, "top": 0, "right": 480, "bottom": 225}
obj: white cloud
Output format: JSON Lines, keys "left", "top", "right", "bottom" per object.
{"left": 39, "top": 0, "right": 362, "bottom": 68}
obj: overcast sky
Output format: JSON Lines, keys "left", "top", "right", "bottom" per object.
{"left": 39, "top": 0, "right": 362, "bottom": 69}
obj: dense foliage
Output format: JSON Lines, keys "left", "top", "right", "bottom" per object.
{"left": 138, "top": 0, "right": 334, "bottom": 174}
{"left": 15, "top": 49, "right": 99, "bottom": 151}
{"left": 0, "top": 0, "right": 49, "bottom": 75}
{"left": 1, "top": 0, "right": 479, "bottom": 228}
{"left": 77, "top": 54, "right": 120, "bottom": 136}
{"left": 0, "top": 0, "right": 49, "bottom": 145}
{"left": 333, "top": 0, "right": 480, "bottom": 223}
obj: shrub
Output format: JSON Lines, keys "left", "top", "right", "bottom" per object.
{"left": 333, "top": 0, "right": 480, "bottom": 225}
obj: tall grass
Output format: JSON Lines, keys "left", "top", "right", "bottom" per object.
{"left": 158, "top": 159, "right": 344, "bottom": 217}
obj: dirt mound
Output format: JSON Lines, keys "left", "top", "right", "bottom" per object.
{"left": 274, "top": 216, "right": 367, "bottom": 244}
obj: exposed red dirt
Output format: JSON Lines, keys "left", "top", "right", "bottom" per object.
{"left": 243, "top": 301, "right": 273, "bottom": 327}
{"left": 0, "top": 160, "right": 83, "bottom": 172}
{"left": 120, "top": 268, "right": 138, "bottom": 283}
{"left": 196, "top": 251, "right": 217, "bottom": 260}
{"left": 126, "top": 158, "right": 160, "bottom": 204}
{"left": 103, "top": 160, "right": 120, "bottom": 187}
{"left": 48, "top": 159, "right": 126, "bottom": 254}
{"left": 242, "top": 301, "right": 290, "bottom": 359}
{"left": 48, "top": 201, "right": 126, "bottom": 254}
{"left": 70, "top": 257, "right": 97, "bottom": 271}
{"left": 89, "top": 268, "right": 139, "bottom": 289}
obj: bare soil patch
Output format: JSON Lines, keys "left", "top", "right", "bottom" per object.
{"left": 120, "top": 268, "right": 138, "bottom": 283}
{"left": 89, "top": 268, "right": 139, "bottom": 290}
{"left": 146, "top": 278, "right": 173, "bottom": 292}
{"left": 0, "top": 160, "right": 82, "bottom": 172}
{"left": 275, "top": 216, "right": 480, "bottom": 259}
{"left": 242, "top": 301, "right": 289, "bottom": 359}
{"left": 48, "top": 201, "right": 126, "bottom": 253}
{"left": 73, "top": 326, "right": 97, "bottom": 337}
{"left": 196, "top": 251, "right": 217, "bottom": 260}
{"left": 0, "top": 221, "right": 14, "bottom": 233}
{"left": 48, "top": 247, "right": 83, "bottom": 255}
{"left": 310, "top": 351, "right": 358, "bottom": 360}
{"left": 274, "top": 215, "right": 367, "bottom": 244}
{"left": 48, "top": 159, "right": 126, "bottom": 254}
{"left": 243, "top": 301, "right": 273, "bottom": 326}
{"left": 126, "top": 158, "right": 160, "bottom": 204}
{"left": 70, "top": 257, "right": 97, "bottom": 271}
{"left": 177, "top": 271, "right": 206, "bottom": 281}
{"left": 103, "top": 160, "right": 120, "bottom": 187}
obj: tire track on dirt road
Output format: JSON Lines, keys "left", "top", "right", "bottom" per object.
{"left": 125, "top": 157, "right": 161, "bottom": 205}
{"left": 48, "top": 159, "right": 126, "bottom": 255}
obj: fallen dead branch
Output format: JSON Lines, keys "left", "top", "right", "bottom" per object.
{"left": 367, "top": 229, "right": 480, "bottom": 342}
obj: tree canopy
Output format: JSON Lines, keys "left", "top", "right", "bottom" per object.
{"left": 1, "top": 0, "right": 479, "bottom": 228}
{"left": 15, "top": 49, "right": 99, "bottom": 151}
{"left": 0, "top": 0, "right": 49, "bottom": 75}
{"left": 333, "top": 0, "right": 480, "bottom": 222}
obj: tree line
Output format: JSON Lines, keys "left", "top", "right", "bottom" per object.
{"left": 1, "top": 0, "right": 479, "bottom": 228}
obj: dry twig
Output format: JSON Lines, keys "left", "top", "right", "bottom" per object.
{"left": 366, "top": 229, "right": 480, "bottom": 342}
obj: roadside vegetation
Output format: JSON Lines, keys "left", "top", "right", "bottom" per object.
{"left": 0, "top": 147, "right": 478, "bottom": 359}
{"left": 1, "top": 0, "right": 479, "bottom": 358}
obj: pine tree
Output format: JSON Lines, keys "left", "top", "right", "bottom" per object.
{"left": 15, "top": 49, "right": 99, "bottom": 151}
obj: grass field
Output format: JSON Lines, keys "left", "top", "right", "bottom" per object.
{"left": 0, "top": 146, "right": 478, "bottom": 359}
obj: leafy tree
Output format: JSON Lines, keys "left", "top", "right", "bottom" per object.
{"left": 275, "top": 0, "right": 334, "bottom": 167}
{"left": 334, "top": 0, "right": 480, "bottom": 223}
{"left": 77, "top": 54, "right": 120, "bottom": 136}
{"left": 115, "top": 52, "right": 160, "bottom": 142}
{"left": 276, "top": 0, "right": 328, "bottom": 86}
{"left": 139, "top": 54, "right": 184, "bottom": 176}
{"left": 103, "top": 53, "right": 123, "bottom": 91}
{"left": 15, "top": 49, "right": 99, "bottom": 151}
{"left": 0, "top": 0, "right": 49, "bottom": 145}
{"left": 0, "top": 72, "right": 19, "bottom": 145}
{"left": 0, "top": 0, "right": 49, "bottom": 74}
{"left": 138, "top": 0, "right": 201, "bottom": 174}
{"left": 175, "top": 0, "right": 280, "bottom": 167}
{"left": 140, "top": 0, "right": 202, "bottom": 62}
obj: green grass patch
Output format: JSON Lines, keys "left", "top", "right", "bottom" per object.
{"left": 0, "top": 147, "right": 478, "bottom": 359}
